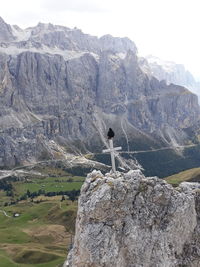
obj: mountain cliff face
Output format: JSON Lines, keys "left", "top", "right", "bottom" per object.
{"left": 0, "top": 17, "right": 199, "bottom": 175}
{"left": 141, "top": 56, "right": 200, "bottom": 100}
{"left": 65, "top": 170, "right": 200, "bottom": 267}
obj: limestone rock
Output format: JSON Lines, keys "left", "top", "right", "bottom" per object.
{"left": 66, "top": 170, "right": 200, "bottom": 267}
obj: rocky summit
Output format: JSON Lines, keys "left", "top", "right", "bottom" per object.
{"left": 65, "top": 170, "right": 200, "bottom": 267}
{"left": 0, "top": 17, "right": 200, "bottom": 176}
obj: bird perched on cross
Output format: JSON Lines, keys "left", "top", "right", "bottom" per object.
{"left": 107, "top": 128, "right": 115, "bottom": 139}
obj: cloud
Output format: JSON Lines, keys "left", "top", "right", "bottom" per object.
{"left": 41, "top": 0, "right": 110, "bottom": 13}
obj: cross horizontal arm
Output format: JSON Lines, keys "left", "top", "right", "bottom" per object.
{"left": 114, "top": 147, "right": 122, "bottom": 151}
{"left": 102, "top": 146, "right": 122, "bottom": 153}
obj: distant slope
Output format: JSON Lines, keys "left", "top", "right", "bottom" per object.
{"left": 142, "top": 55, "right": 200, "bottom": 100}
{"left": 165, "top": 167, "right": 200, "bottom": 186}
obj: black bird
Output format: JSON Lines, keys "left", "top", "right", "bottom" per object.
{"left": 107, "top": 128, "right": 115, "bottom": 139}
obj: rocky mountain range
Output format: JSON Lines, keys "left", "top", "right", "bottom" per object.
{"left": 65, "top": 170, "right": 200, "bottom": 267}
{"left": 0, "top": 17, "right": 200, "bottom": 176}
{"left": 140, "top": 56, "right": 200, "bottom": 100}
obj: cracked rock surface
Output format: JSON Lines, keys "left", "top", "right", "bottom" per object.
{"left": 65, "top": 170, "right": 200, "bottom": 267}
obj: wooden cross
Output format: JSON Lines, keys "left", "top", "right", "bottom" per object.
{"left": 102, "top": 139, "right": 122, "bottom": 173}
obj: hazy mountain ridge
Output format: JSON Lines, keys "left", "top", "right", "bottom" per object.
{"left": 0, "top": 18, "right": 136, "bottom": 57}
{"left": 0, "top": 17, "right": 199, "bottom": 176}
{"left": 141, "top": 55, "right": 200, "bottom": 99}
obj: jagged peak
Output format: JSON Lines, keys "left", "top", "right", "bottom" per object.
{"left": 0, "top": 17, "right": 137, "bottom": 55}
{"left": 0, "top": 16, "right": 8, "bottom": 25}
{"left": 100, "top": 34, "right": 137, "bottom": 53}
{"left": 0, "top": 16, "right": 15, "bottom": 42}
{"left": 27, "top": 21, "right": 70, "bottom": 33}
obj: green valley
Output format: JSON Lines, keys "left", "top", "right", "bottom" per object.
{"left": 0, "top": 167, "right": 85, "bottom": 266}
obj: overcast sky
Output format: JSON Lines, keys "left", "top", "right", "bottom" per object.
{"left": 1, "top": 0, "right": 200, "bottom": 78}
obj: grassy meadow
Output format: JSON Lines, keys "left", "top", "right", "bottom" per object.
{"left": 0, "top": 168, "right": 85, "bottom": 266}
{"left": 165, "top": 167, "right": 200, "bottom": 186}
{"left": 14, "top": 176, "right": 84, "bottom": 196}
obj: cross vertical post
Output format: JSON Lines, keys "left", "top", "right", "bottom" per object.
{"left": 109, "top": 139, "right": 116, "bottom": 173}
{"left": 102, "top": 138, "right": 122, "bottom": 173}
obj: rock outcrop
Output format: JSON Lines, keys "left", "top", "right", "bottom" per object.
{"left": 66, "top": 170, "right": 200, "bottom": 267}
